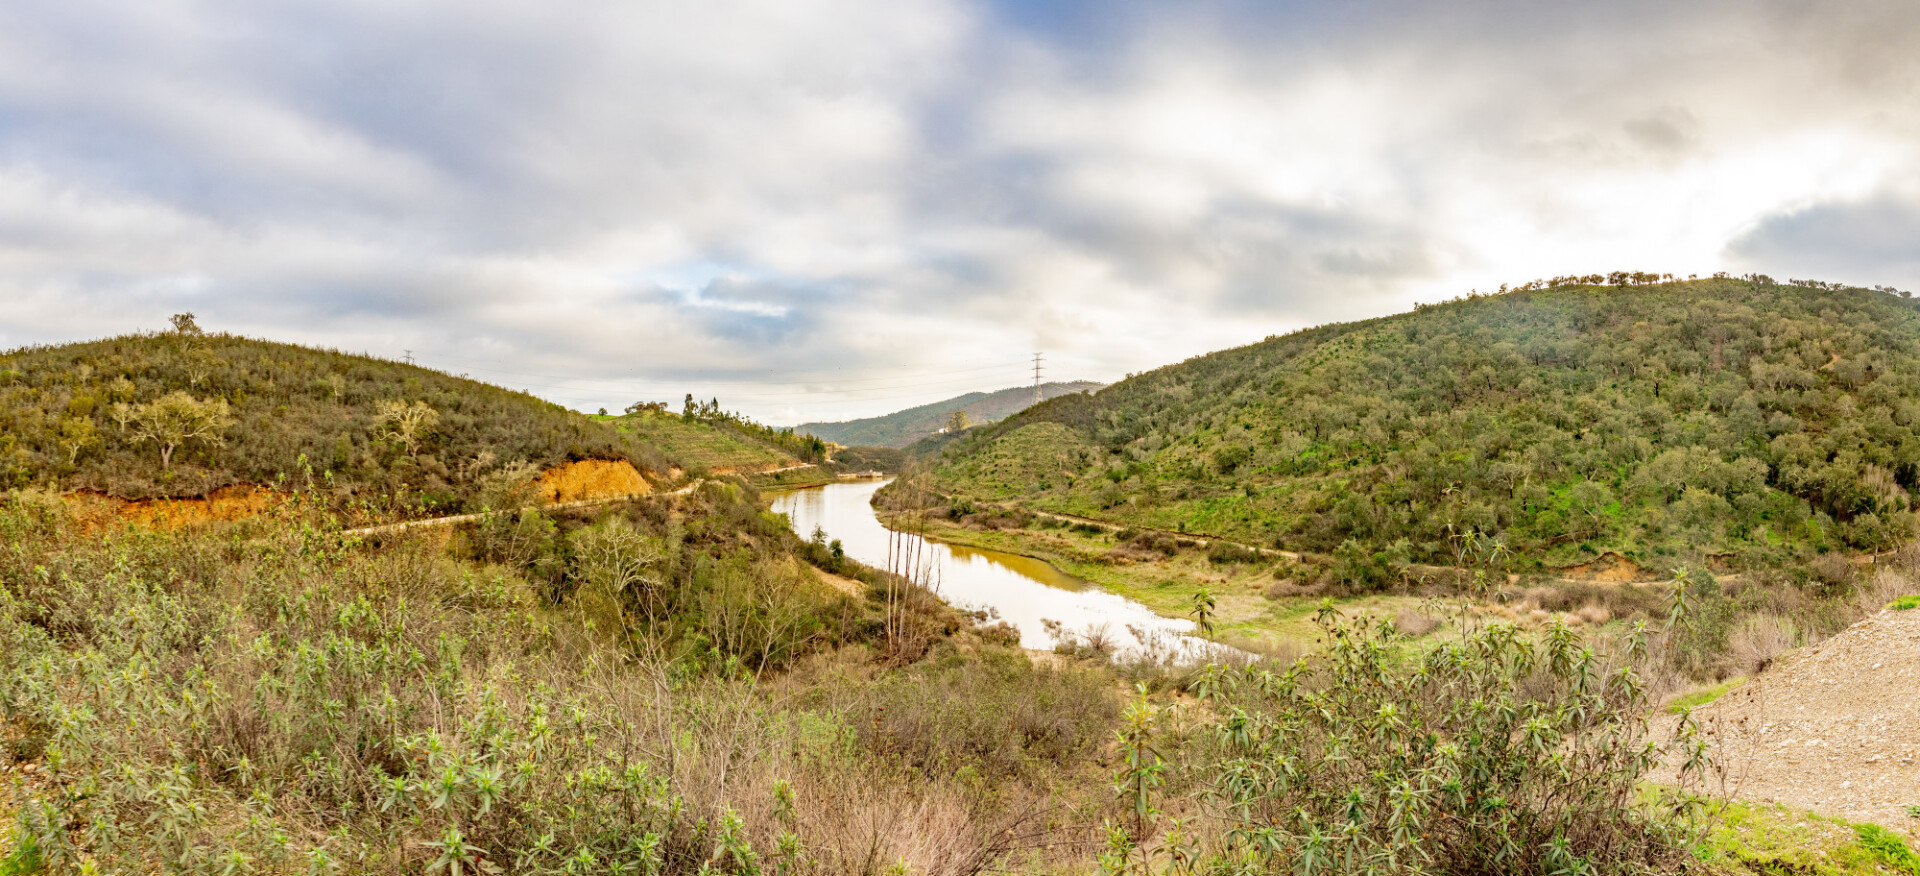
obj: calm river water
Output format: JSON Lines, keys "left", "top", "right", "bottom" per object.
{"left": 770, "top": 479, "right": 1208, "bottom": 657}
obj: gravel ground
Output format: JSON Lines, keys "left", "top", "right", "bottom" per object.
{"left": 1657, "top": 607, "right": 1920, "bottom": 836}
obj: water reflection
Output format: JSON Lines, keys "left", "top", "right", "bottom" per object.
{"left": 770, "top": 479, "right": 1212, "bottom": 657}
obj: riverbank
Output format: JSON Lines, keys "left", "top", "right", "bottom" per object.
{"left": 890, "top": 509, "right": 1439, "bottom": 656}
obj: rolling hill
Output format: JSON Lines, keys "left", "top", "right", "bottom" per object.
{"left": 0, "top": 326, "right": 674, "bottom": 511}
{"left": 927, "top": 277, "right": 1920, "bottom": 574}
{"left": 797, "top": 380, "right": 1103, "bottom": 447}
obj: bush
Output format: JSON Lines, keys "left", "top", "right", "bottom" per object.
{"left": 851, "top": 647, "right": 1119, "bottom": 779}
{"left": 1190, "top": 607, "right": 1706, "bottom": 874}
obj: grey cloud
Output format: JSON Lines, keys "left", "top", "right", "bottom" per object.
{"left": 1728, "top": 190, "right": 1920, "bottom": 286}
{"left": 2, "top": 0, "right": 1918, "bottom": 422}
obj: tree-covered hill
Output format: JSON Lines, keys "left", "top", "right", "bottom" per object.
{"left": 929, "top": 277, "right": 1920, "bottom": 573}
{"left": 0, "top": 323, "right": 672, "bottom": 509}
{"left": 797, "top": 380, "right": 1103, "bottom": 448}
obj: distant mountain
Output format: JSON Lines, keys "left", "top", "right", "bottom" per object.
{"left": 798, "top": 381, "right": 1104, "bottom": 448}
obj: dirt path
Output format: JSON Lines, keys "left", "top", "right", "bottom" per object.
{"left": 1655, "top": 607, "right": 1920, "bottom": 834}
{"left": 343, "top": 479, "right": 706, "bottom": 537}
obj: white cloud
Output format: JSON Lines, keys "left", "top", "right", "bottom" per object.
{"left": 0, "top": 0, "right": 1916, "bottom": 421}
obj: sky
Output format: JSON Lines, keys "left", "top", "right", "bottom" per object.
{"left": 1, "top": 0, "right": 1917, "bottom": 424}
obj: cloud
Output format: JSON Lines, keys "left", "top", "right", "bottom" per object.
{"left": 1728, "top": 187, "right": 1920, "bottom": 287}
{"left": 0, "top": 0, "right": 1917, "bottom": 421}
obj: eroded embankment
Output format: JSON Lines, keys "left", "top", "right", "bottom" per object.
{"left": 62, "top": 458, "right": 657, "bottom": 531}
{"left": 65, "top": 485, "right": 295, "bottom": 530}
{"left": 532, "top": 458, "right": 653, "bottom": 503}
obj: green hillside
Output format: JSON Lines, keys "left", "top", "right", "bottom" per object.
{"left": 929, "top": 277, "right": 1920, "bottom": 573}
{"left": 0, "top": 324, "right": 670, "bottom": 510}
{"left": 603, "top": 409, "right": 796, "bottom": 472}
{"left": 797, "top": 380, "right": 1102, "bottom": 448}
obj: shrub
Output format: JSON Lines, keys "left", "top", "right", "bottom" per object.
{"left": 1891, "top": 595, "right": 1920, "bottom": 611}
{"left": 1190, "top": 607, "right": 1706, "bottom": 874}
{"left": 1728, "top": 613, "right": 1800, "bottom": 674}
{"left": 1390, "top": 609, "right": 1439, "bottom": 637}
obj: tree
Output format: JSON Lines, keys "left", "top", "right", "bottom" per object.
{"left": 120, "top": 391, "right": 234, "bottom": 470}
{"left": 372, "top": 400, "right": 439, "bottom": 456}
{"left": 56, "top": 417, "right": 99, "bottom": 465}
{"left": 945, "top": 409, "right": 971, "bottom": 433}
{"left": 182, "top": 346, "right": 220, "bottom": 387}
{"left": 168, "top": 313, "right": 202, "bottom": 335}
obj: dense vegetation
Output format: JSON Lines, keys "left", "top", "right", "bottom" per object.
{"left": 6, "top": 322, "right": 1914, "bottom": 874}
{"left": 0, "top": 481, "right": 1128, "bottom": 874}
{"left": 799, "top": 382, "right": 1103, "bottom": 448}
{"left": 931, "top": 278, "right": 1920, "bottom": 574}
{"left": 0, "top": 322, "right": 669, "bottom": 510}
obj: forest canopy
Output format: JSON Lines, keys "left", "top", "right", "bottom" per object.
{"left": 930, "top": 277, "right": 1920, "bottom": 572}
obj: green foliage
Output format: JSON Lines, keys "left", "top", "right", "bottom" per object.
{"left": 848, "top": 646, "right": 1120, "bottom": 780}
{"left": 1855, "top": 823, "right": 1920, "bottom": 874}
{"left": 1191, "top": 606, "right": 1706, "bottom": 874}
{"left": 800, "top": 381, "right": 1103, "bottom": 449}
{"left": 933, "top": 278, "right": 1920, "bottom": 571}
{"left": 673, "top": 398, "right": 829, "bottom": 463}
{"left": 0, "top": 482, "right": 1065, "bottom": 873}
{"left": 0, "top": 814, "right": 44, "bottom": 876}
{"left": 0, "top": 330, "right": 669, "bottom": 506}
{"left": 1890, "top": 594, "right": 1920, "bottom": 611}
{"left": 826, "top": 445, "right": 906, "bottom": 474}
{"left": 611, "top": 409, "right": 799, "bottom": 472}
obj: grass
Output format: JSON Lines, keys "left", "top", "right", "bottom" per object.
{"left": 1857, "top": 824, "right": 1920, "bottom": 874}
{"left": 1890, "top": 594, "right": 1920, "bottom": 611}
{"left": 1665, "top": 676, "right": 1747, "bottom": 714}
{"left": 604, "top": 410, "right": 795, "bottom": 472}
{"left": 1698, "top": 799, "right": 1920, "bottom": 875}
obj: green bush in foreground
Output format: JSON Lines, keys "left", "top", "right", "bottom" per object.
{"left": 0, "top": 493, "right": 1090, "bottom": 874}
{"left": 1890, "top": 594, "right": 1920, "bottom": 611}
{"left": 1187, "top": 607, "right": 1708, "bottom": 875}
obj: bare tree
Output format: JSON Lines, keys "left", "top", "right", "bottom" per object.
{"left": 122, "top": 391, "right": 234, "bottom": 470}
{"left": 372, "top": 399, "right": 439, "bottom": 456}
{"left": 168, "top": 312, "right": 202, "bottom": 335}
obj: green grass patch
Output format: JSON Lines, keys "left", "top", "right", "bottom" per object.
{"left": 1857, "top": 824, "right": 1920, "bottom": 874}
{"left": 1889, "top": 594, "right": 1920, "bottom": 611}
{"left": 1665, "top": 676, "right": 1746, "bottom": 714}
{"left": 1698, "top": 799, "right": 1918, "bottom": 875}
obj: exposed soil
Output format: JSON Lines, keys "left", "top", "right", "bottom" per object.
{"left": 1656, "top": 607, "right": 1920, "bottom": 835}
{"left": 531, "top": 459, "right": 653, "bottom": 503}
{"left": 65, "top": 485, "right": 294, "bottom": 531}
{"left": 1555, "top": 551, "right": 1654, "bottom": 583}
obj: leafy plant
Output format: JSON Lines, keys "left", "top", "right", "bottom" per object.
{"left": 1855, "top": 823, "right": 1920, "bottom": 874}
{"left": 1193, "top": 604, "right": 1708, "bottom": 874}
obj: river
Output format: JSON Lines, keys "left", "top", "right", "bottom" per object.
{"left": 770, "top": 478, "right": 1214, "bottom": 659}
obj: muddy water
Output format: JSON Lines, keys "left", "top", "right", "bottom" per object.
{"left": 771, "top": 479, "right": 1210, "bottom": 657}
